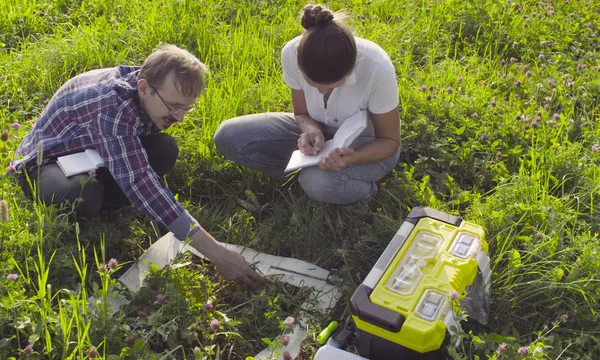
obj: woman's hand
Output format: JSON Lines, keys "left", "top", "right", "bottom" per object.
{"left": 297, "top": 129, "right": 325, "bottom": 155}
{"left": 318, "top": 147, "right": 355, "bottom": 172}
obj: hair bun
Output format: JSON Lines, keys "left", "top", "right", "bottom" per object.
{"left": 301, "top": 4, "right": 334, "bottom": 30}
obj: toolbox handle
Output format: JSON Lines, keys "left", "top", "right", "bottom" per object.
{"left": 350, "top": 285, "right": 405, "bottom": 332}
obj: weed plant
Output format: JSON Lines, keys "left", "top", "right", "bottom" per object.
{"left": 2, "top": 0, "right": 600, "bottom": 358}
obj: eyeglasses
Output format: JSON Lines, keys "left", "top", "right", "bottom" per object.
{"left": 149, "top": 84, "right": 196, "bottom": 115}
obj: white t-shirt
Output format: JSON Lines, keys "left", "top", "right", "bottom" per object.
{"left": 281, "top": 35, "right": 399, "bottom": 130}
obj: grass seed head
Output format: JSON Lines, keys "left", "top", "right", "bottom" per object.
{"left": 0, "top": 199, "right": 8, "bottom": 222}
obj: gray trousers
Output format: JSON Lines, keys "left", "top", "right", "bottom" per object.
{"left": 214, "top": 112, "right": 401, "bottom": 204}
{"left": 19, "top": 133, "right": 179, "bottom": 219}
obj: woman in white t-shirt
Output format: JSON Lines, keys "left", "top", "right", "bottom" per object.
{"left": 214, "top": 4, "right": 401, "bottom": 204}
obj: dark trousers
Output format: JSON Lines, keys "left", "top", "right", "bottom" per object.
{"left": 19, "top": 133, "right": 179, "bottom": 219}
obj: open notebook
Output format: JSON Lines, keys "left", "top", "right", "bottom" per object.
{"left": 56, "top": 149, "right": 105, "bottom": 177}
{"left": 285, "top": 110, "right": 368, "bottom": 172}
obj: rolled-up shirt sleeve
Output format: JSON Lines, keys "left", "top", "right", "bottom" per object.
{"left": 93, "top": 102, "right": 199, "bottom": 241}
{"left": 281, "top": 39, "right": 302, "bottom": 90}
{"left": 367, "top": 59, "right": 399, "bottom": 114}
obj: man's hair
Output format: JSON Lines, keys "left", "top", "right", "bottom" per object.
{"left": 138, "top": 44, "right": 207, "bottom": 97}
{"left": 297, "top": 4, "right": 356, "bottom": 84}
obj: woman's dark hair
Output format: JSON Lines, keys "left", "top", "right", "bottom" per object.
{"left": 297, "top": 4, "right": 356, "bottom": 84}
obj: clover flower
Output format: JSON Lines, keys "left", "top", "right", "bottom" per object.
{"left": 7, "top": 163, "right": 16, "bottom": 175}
{"left": 447, "top": 86, "right": 453, "bottom": 94}
{"left": 421, "top": 85, "right": 428, "bottom": 92}
{"left": 11, "top": 122, "right": 20, "bottom": 130}
{"left": 284, "top": 316, "right": 296, "bottom": 327}
{"left": 203, "top": 302, "right": 214, "bottom": 312}
{"left": 591, "top": 144, "right": 599, "bottom": 153}
{"left": 6, "top": 273, "right": 18, "bottom": 281}
{"left": 496, "top": 343, "right": 508, "bottom": 355}
{"left": 565, "top": 76, "right": 574, "bottom": 87}
{"left": 124, "top": 334, "right": 136, "bottom": 346}
{"left": 525, "top": 71, "right": 532, "bottom": 78}
{"left": 154, "top": 293, "right": 169, "bottom": 305}
{"left": 1, "top": 129, "right": 8, "bottom": 142}
{"left": 108, "top": 258, "right": 118, "bottom": 270}
{"left": 472, "top": 112, "right": 479, "bottom": 118}
{"left": 282, "top": 335, "right": 290, "bottom": 346}
{"left": 451, "top": 291, "right": 460, "bottom": 300}
{"left": 458, "top": 76, "right": 464, "bottom": 82}
{"left": 24, "top": 344, "right": 33, "bottom": 355}
{"left": 481, "top": 133, "right": 489, "bottom": 142}
{"left": 283, "top": 351, "right": 293, "bottom": 360}
{"left": 88, "top": 346, "right": 99, "bottom": 359}
{"left": 210, "top": 319, "right": 220, "bottom": 331}
{"left": 518, "top": 346, "right": 529, "bottom": 355}
{"left": 340, "top": 238, "right": 350, "bottom": 250}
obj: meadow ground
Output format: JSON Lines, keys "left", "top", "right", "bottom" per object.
{"left": 1, "top": 0, "right": 600, "bottom": 359}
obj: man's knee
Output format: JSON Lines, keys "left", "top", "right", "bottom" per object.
{"left": 142, "top": 133, "right": 179, "bottom": 176}
{"left": 34, "top": 169, "right": 104, "bottom": 219}
{"left": 75, "top": 178, "right": 104, "bottom": 219}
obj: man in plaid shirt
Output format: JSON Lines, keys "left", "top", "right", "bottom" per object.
{"left": 14, "top": 44, "right": 263, "bottom": 287}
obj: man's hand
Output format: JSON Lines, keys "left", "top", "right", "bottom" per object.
{"left": 211, "top": 247, "right": 266, "bottom": 287}
{"left": 189, "top": 227, "right": 265, "bottom": 288}
{"left": 297, "top": 129, "right": 324, "bottom": 155}
{"left": 318, "top": 147, "right": 355, "bottom": 172}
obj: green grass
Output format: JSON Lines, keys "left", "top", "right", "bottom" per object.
{"left": 2, "top": 0, "right": 600, "bottom": 358}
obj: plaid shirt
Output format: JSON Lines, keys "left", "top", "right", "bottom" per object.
{"left": 15, "top": 66, "right": 198, "bottom": 240}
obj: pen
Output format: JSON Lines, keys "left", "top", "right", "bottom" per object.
{"left": 300, "top": 118, "right": 318, "bottom": 153}
{"left": 307, "top": 132, "right": 314, "bottom": 147}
